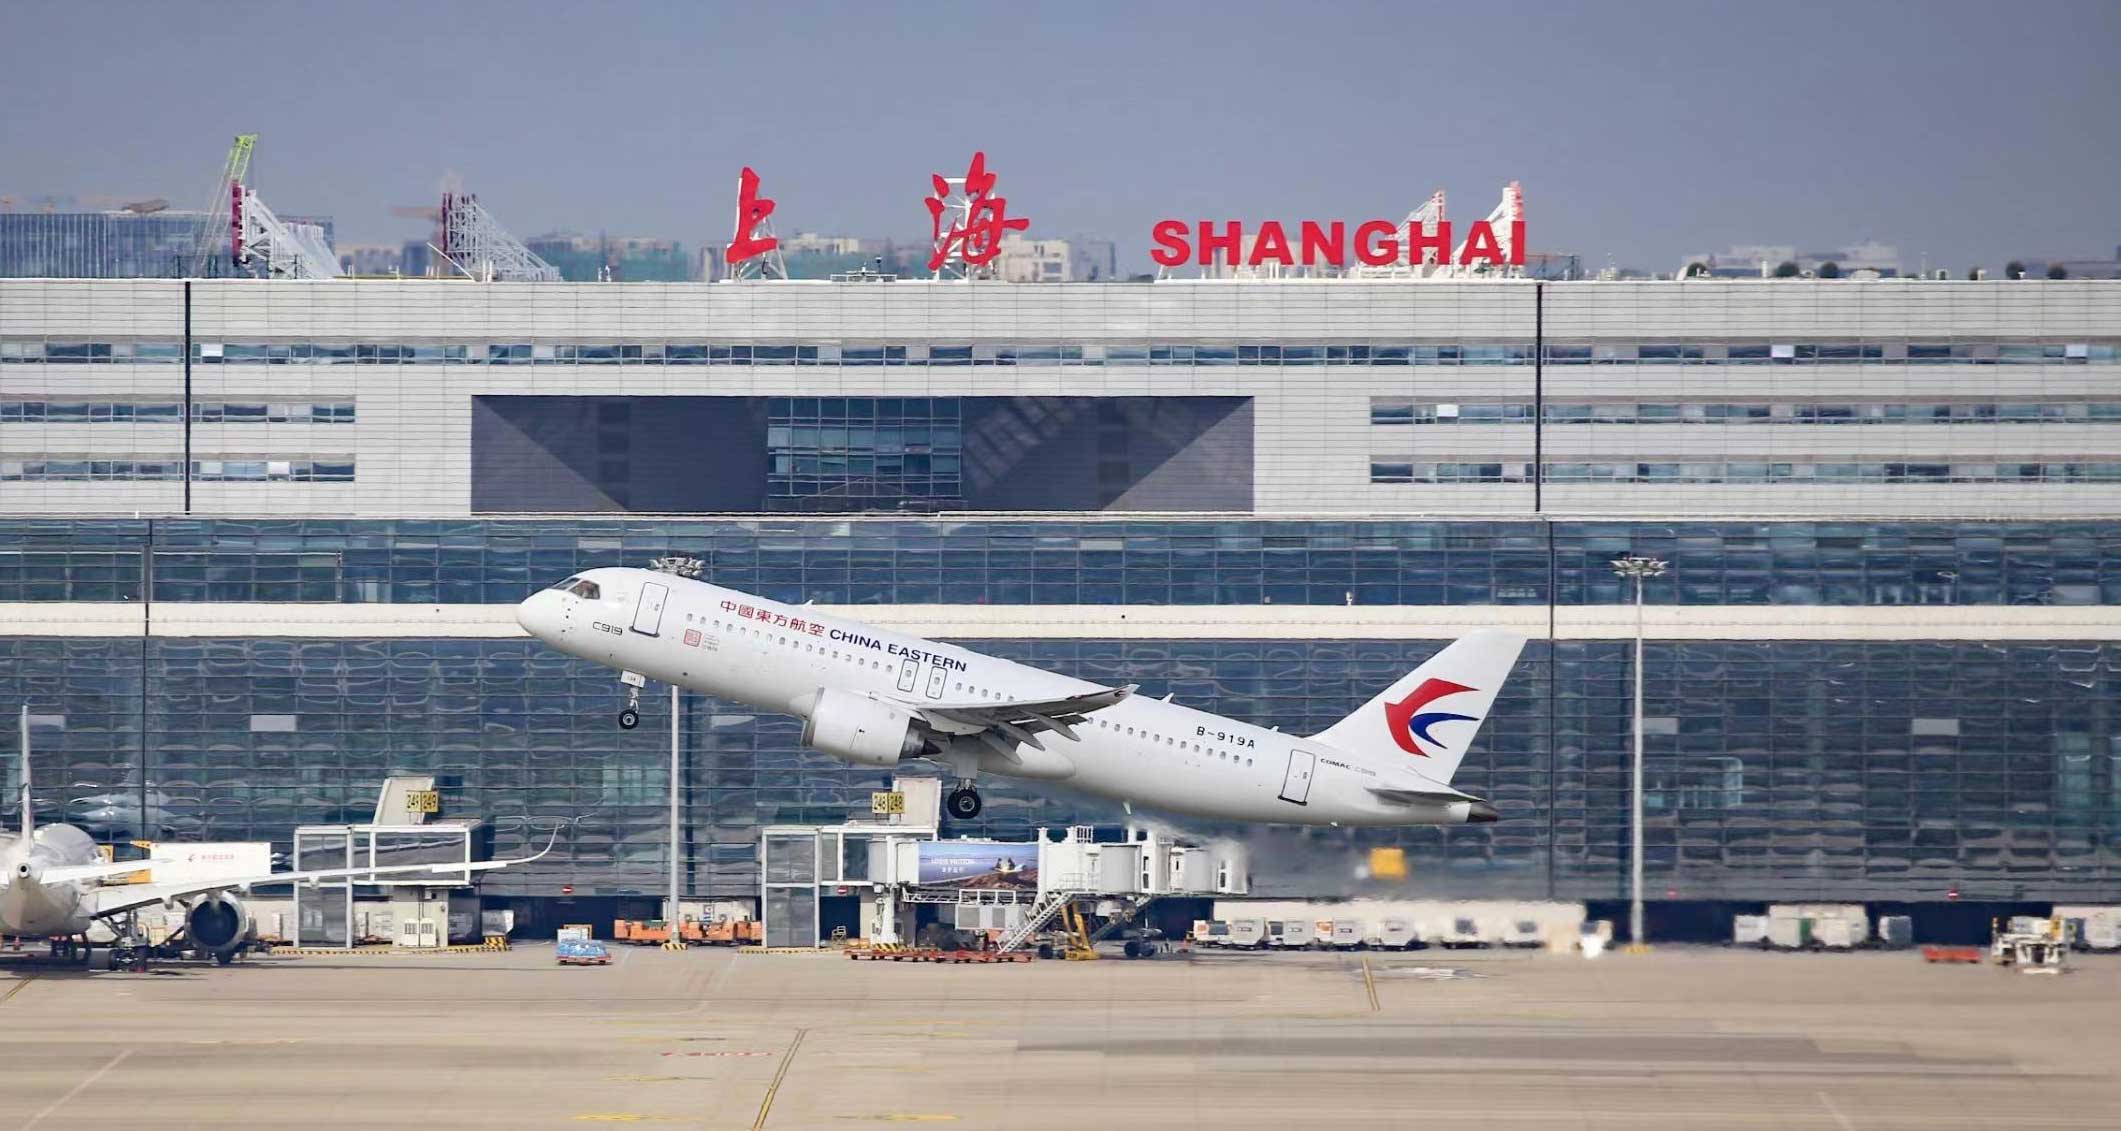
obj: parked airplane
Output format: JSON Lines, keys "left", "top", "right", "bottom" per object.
{"left": 2, "top": 709, "right": 556, "bottom": 966}
{"left": 516, "top": 567, "right": 1525, "bottom": 826}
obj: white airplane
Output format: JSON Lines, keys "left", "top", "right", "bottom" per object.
{"left": 516, "top": 567, "right": 1525, "bottom": 826}
{"left": 2, "top": 709, "right": 556, "bottom": 966}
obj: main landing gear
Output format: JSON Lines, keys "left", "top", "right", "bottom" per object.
{"left": 618, "top": 670, "right": 646, "bottom": 730}
{"left": 946, "top": 784, "right": 983, "bottom": 820}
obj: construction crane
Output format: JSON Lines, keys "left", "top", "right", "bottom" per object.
{"left": 435, "top": 192, "right": 559, "bottom": 282}
{"left": 232, "top": 183, "right": 341, "bottom": 280}
{"left": 189, "top": 134, "right": 255, "bottom": 277}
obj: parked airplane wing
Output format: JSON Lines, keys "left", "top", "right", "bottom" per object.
{"left": 82, "top": 827, "right": 562, "bottom": 920}
{"left": 905, "top": 684, "right": 1135, "bottom": 748}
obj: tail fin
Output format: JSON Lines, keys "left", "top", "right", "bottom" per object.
{"left": 18, "top": 705, "right": 30, "bottom": 838}
{"left": 1310, "top": 630, "right": 1527, "bottom": 784}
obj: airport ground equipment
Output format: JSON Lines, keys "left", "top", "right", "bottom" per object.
{"left": 1763, "top": 904, "right": 1871, "bottom": 950}
{"left": 1057, "top": 902, "right": 1098, "bottom": 960}
{"left": 1923, "top": 945, "right": 1984, "bottom": 964}
{"left": 1216, "top": 900, "right": 1586, "bottom": 951}
{"left": 1992, "top": 917, "right": 2073, "bottom": 973}
{"left": 615, "top": 920, "right": 674, "bottom": 945}
{"left": 557, "top": 939, "right": 612, "bottom": 966}
{"left": 2053, "top": 905, "right": 2121, "bottom": 950}
{"left": 1371, "top": 917, "right": 1419, "bottom": 950}
{"left": 1733, "top": 915, "right": 1769, "bottom": 947}
{"left": 1877, "top": 916, "right": 1915, "bottom": 949}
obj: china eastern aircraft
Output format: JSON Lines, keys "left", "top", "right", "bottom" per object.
{"left": 2, "top": 710, "right": 555, "bottom": 965}
{"left": 517, "top": 567, "right": 1524, "bottom": 826}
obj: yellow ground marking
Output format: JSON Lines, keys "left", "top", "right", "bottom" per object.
{"left": 750, "top": 1028, "right": 809, "bottom": 1131}
{"left": 0, "top": 975, "right": 35, "bottom": 1006}
{"left": 1361, "top": 955, "right": 1380, "bottom": 1011}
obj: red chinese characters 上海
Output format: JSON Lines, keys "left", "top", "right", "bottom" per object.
{"left": 726, "top": 166, "right": 779, "bottom": 266}
{"left": 925, "top": 151, "right": 1029, "bottom": 271}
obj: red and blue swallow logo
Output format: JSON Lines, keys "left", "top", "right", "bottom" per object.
{"left": 1384, "top": 678, "right": 1478, "bottom": 757}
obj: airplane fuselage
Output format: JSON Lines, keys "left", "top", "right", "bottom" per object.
{"left": 0, "top": 825, "right": 101, "bottom": 937}
{"left": 517, "top": 568, "right": 1486, "bottom": 827}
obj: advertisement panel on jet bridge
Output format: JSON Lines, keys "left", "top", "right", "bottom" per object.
{"left": 916, "top": 841, "right": 1039, "bottom": 890}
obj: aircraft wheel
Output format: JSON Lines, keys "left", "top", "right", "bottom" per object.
{"left": 619, "top": 707, "right": 640, "bottom": 730}
{"left": 945, "top": 787, "right": 982, "bottom": 820}
{"left": 1123, "top": 939, "right": 1143, "bottom": 958}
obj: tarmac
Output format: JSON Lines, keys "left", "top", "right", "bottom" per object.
{"left": 3, "top": 944, "right": 2119, "bottom": 1130}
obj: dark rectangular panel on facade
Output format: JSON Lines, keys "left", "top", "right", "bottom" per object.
{"left": 960, "top": 397, "right": 1253, "bottom": 512}
{"left": 472, "top": 396, "right": 767, "bottom": 513}
{"left": 474, "top": 395, "right": 1254, "bottom": 514}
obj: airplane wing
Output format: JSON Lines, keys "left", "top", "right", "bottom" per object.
{"left": 81, "top": 828, "right": 562, "bottom": 920}
{"left": 902, "top": 684, "right": 1135, "bottom": 750}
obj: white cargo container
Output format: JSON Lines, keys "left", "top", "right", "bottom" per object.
{"left": 136, "top": 841, "right": 273, "bottom": 886}
{"left": 1502, "top": 916, "right": 1543, "bottom": 948}
{"left": 1267, "top": 920, "right": 1312, "bottom": 949}
{"left": 1732, "top": 915, "right": 1769, "bottom": 947}
{"left": 1441, "top": 914, "right": 1484, "bottom": 948}
{"left": 1226, "top": 917, "right": 1267, "bottom": 948}
{"left": 2052, "top": 906, "right": 2121, "bottom": 951}
{"left": 1330, "top": 919, "right": 1364, "bottom": 949}
{"left": 1766, "top": 903, "right": 1870, "bottom": 948}
{"left": 1766, "top": 916, "right": 1810, "bottom": 949}
{"left": 1372, "top": 917, "right": 1418, "bottom": 950}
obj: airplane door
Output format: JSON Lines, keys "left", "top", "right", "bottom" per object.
{"left": 631, "top": 581, "right": 669, "bottom": 636}
{"left": 895, "top": 656, "right": 919, "bottom": 692}
{"left": 924, "top": 666, "right": 947, "bottom": 699}
{"left": 1278, "top": 750, "right": 1316, "bottom": 805}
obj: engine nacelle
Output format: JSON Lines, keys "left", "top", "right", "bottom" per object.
{"left": 802, "top": 688, "right": 925, "bottom": 768}
{"left": 186, "top": 892, "right": 251, "bottom": 959}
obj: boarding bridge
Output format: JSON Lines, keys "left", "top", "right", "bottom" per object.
{"left": 286, "top": 777, "right": 489, "bottom": 947}
{"left": 758, "top": 791, "right": 1249, "bottom": 948}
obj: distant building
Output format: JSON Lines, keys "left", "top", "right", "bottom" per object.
{"left": 778, "top": 233, "right": 908, "bottom": 279}
{"left": 1681, "top": 241, "right": 1902, "bottom": 279}
{"left": 337, "top": 243, "right": 403, "bottom": 276}
{"left": 0, "top": 208, "right": 334, "bottom": 278}
{"left": 525, "top": 233, "right": 694, "bottom": 282}
{"left": 2014, "top": 246, "right": 2121, "bottom": 280}
{"left": 995, "top": 235, "right": 1118, "bottom": 282}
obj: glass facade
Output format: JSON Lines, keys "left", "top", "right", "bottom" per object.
{"left": 1, "top": 516, "right": 2118, "bottom": 904}
{"left": 5, "top": 338, "right": 2116, "bottom": 366}
{"left": 4, "top": 518, "right": 2119, "bottom": 607}
{"left": 766, "top": 397, "right": 964, "bottom": 505}
{"left": 6, "top": 633, "right": 2117, "bottom": 903}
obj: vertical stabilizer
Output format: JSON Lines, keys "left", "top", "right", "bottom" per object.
{"left": 18, "top": 705, "right": 30, "bottom": 839}
{"left": 1309, "top": 630, "right": 1527, "bottom": 785}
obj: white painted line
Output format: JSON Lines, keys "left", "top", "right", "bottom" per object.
{"left": 1815, "top": 1090, "right": 1857, "bottom": 1131}
{"left": 21, "top": 1047, "right": 131, "bottom": 1131}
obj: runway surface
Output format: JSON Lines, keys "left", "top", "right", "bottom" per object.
{"left": 3, "top": 945, "right": 2117, "bottom": 1129}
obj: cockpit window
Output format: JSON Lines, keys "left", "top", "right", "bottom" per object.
{"left": 548, "top": 576, "right": 601, "bottom": 599}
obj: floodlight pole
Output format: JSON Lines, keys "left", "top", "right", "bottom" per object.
{"left": 1611, "top": 555, "right": 1668, "bottom": 947}
{"left": 668, "top": 683, "right": 683, "bottom": 941}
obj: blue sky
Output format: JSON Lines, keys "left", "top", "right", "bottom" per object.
{"left": 3, "top": 0, "right": 2115, "bottom": 270}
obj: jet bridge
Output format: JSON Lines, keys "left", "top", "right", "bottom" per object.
{"left": 758, "top": 784, "right": 1248, "bottom": 948}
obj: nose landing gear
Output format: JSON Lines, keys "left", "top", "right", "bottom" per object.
{"left": 618, "top": 670, "right": 646, "bottom": 730}
{"left": 945, "top": 785, "right": 983, "bottom": 820}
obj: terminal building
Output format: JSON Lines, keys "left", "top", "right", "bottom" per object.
{"left": 2, "top": 275, "right": 2118, "bottom": 928}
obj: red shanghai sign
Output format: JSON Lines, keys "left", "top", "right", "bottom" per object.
{"left": 1150, "top": 216, "right": 1526, "bottom": 269}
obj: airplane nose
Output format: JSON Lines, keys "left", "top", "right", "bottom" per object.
{"left": 516, "top": 590, "right": 565, "bottom": 639}
{"left": 1465, "top": 801, "right": 1501, "bottom": 824}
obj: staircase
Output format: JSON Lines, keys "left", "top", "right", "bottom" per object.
{"left": 996, "top": 889, "right": 1086, "bottom": 953}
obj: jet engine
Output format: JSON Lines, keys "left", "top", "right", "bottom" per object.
{"left": 185, "top": 892, "right": 251, "bottom": 963}
{"left": 802, "top": 688, "right": 925, "bottom": 768}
